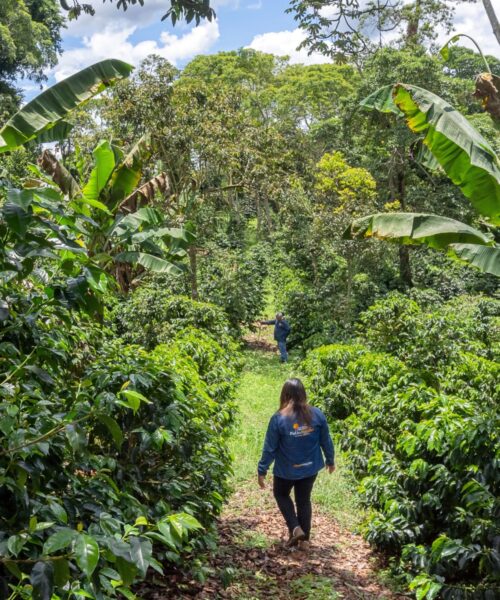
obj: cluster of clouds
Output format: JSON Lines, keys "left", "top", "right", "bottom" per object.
{"left": 52, "top": 0, "right": 498, "bottom": 83}
{"left": 55, "top": 20, "right": 221, "bottom": 81}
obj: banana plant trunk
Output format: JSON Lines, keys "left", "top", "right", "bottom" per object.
{"left": 392, "top": 152, "right": 413, "bottom": 287}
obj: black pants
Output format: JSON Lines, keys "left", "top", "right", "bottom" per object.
{"left": 273, "top": 474, "right": 317, "bottom": 540}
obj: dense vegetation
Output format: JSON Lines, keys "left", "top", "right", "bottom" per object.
{"left": 302, "top": 293, "right": 499, "bottom": 597}
{"left": 0, "top": 1, "right": 499, "bottom": 598}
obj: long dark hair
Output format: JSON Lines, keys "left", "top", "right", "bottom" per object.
{"left": 279, "top": 378, "right": 312, "bottom": 426}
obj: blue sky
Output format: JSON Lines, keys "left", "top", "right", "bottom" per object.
{"left": 30, "top": 0, "right": 498, "bottom": 90}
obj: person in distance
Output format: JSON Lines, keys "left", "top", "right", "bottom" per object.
{"left": 259, "top": 312, "right": 291, "bottom": 363}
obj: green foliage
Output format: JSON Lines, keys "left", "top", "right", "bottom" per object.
{"left": 358, "top": 292, "right": 499, "bottom": 375}
{"left": 113, "top": 289, "right": 233, "bottom": 350}
{"left": 0, "top": 330, "right": 236, "bottom": 597}
{"left": 302, "top": 344, "right": 416, "bottom": 422}
{"left": 160, "top": 326, "right": 243, "bottom": 407}
{"left": 196, "top": 243, "right": 270, "bottom": 331}
{"left": 0, "top": 60, "right": 239, "bottom": 598}
{"left": 302, "top": 292, "right": 500, "bottom": 596}
{"left": 289, "top": 574, "right": 341, "bottom": 599}
{"left": 0, "top": 0, "right": 63, "bottom": 91}
{"left": 0, "top": 60, "right": 133, "bottom": 152}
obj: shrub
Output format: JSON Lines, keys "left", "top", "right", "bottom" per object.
{"left": 439, "top": 352, "right": 499, "bottom": 406}
{"left": 302, "top": 344, "right": 418, "bottom": 421}
{"left": 302, "top": 293, "right": 500, "bottom": 597}
{"left": 162, "top": 326, "right": 243, "bottom": 408}
{"left": 356, "top": 392, "right": 499, "bottom": 598}
{"left": 1, "top": 274, "right": 241, "bottom": 597}
{"left": 358, "top": 293, "right": 500, "bottom": 378}
{"left": 113, "top": 290, "right": 232, "bottom": 350}
{"left": 196, "top": 243, "right": 270, "bottom": 331}
{"left": 0, "top": 333, "right": 237, "bottom": 598}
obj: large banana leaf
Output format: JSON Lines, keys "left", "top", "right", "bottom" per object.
{"left": 448, "top": 243, "right": 500, "bottom": 276}
{"left": 34, "top": 121, "right": 74, "bottom": 144}
{"left": 361, "top": 84, "right": 500, "bottom": 225}
{"left": 114, "top": 251, "right": 183, "bottom": 274}
{"left": 82, "top": 141, "right": 116, "bottom": 211}
{"left": 344, "top": 213, "right": 493, "bottom": 248}
{"left": 109, "top": 135, "right": 152, "bottom": 206}
{"left": 0, "top": 59, "right": 133, "bottom": 153}
{"left": 360, "top": 85, "right": 400, "bottom": 114}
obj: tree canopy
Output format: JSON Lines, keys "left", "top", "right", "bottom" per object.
{"left": 59, "top": 0, "right": 215, "bottom": 24}
{"left": 0, "top": 0, "right": 63, "bottom": 117}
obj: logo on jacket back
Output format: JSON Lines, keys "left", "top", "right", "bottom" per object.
{"left": 290, "top": 423, "right": 314, "bottom": 437}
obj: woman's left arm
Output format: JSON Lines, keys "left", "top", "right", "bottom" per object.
{"left": 257, "top": 415, "right": 279, "bottom": 488}
{"left": 319, "top": 413, "right": 335, "bottom": 469}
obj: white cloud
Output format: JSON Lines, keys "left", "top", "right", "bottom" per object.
{"left": 64, "top": 0, "right": 238, "bottom": 37}
{"left": 64, "top": 0, "right": 168, "bottom": 38}
{"left": 247, "top": 1, "right": 263, "bottom": 9}
{"left": 248, "top": 28, "right": 331, "bottom": 65}
{"left": 54, "top": 19, "right": 220, "bottom": 81}
{"left": 443, "top": 3, "right": 499, "bottom": 58}
{"left": 212, "top": 0, "right": 240, "bottom": 7}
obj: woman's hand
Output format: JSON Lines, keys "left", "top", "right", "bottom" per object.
{"left": 258, "top": 474, "right": 266, "bottom": 489}
{"left": 327, "top": 465, "right": 336, "bottom": 474}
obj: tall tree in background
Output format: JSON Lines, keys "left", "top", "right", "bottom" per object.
{"left": 0, "top": 0, "right": 63, "bottom": 117}
{"left": 287, "top": 0, "right": 500, "bottom": 58}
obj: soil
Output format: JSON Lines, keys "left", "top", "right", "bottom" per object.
{"left": 138, "top": 485, "right": 406, "bottom": 599}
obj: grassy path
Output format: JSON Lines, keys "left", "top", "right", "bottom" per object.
{"left": 201, "top": 348, "right": 403, "bottom": 600}
{"left": 142, "top": 348, "right": 403, "bottom": 599}
{"left": 229, "top": 349, "right": 360, "bottom": 530}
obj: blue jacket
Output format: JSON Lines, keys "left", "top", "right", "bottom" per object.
{"left": 258, "top": 406, "right": 334, "bottom": 480}
{"left": 263, "top": 319, "right": 290, "bottom": 342}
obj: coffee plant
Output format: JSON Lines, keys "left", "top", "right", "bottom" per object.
{"left": 0, "top": 65, "right": 241, "bottom": 598}
{"left": 302, "top": 292, "right": 500, "bottom": 598}
{"left": 113, "top": 288, "right": 233, "bottom": 350}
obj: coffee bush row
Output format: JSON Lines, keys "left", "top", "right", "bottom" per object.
{"left": 302, "top": 293, "right": 500, "bottom": 598}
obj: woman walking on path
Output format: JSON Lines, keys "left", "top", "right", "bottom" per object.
{"left": 257, "top": 378, "right": 335, "bottom": 550}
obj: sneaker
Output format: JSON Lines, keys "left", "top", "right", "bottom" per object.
{"left": 284, "top": 526, "right": 306, "bottom": 548}
{"left": 297, "top": 540, "right": 310, "bottom": 552}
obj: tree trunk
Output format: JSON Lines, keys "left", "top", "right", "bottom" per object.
{"left": 345, "top": 248, "right": 355, "bottom": 323}
{"left": 188, "top": 246, "right": 199, "bottom": 300}
{"left": 398, "top": 246, "right": 413, "bottom": 288}
{"left": 256, "top": 195, "right": 262, "bottom": 233}
{"left": 406, "top": 0, "right": 421, "bottom": 42}
{"left": 390, "top": 150, "right": 413, "bottom": 288}
{"left": 263, "top": 195, "right": 272, "bottom": 235}
{"left": 482, "top": 0, "right": 500, "bottom": 45}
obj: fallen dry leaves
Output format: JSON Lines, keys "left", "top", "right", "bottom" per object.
{"left": 137, "top": 484, "right": 407, "bottom": 599}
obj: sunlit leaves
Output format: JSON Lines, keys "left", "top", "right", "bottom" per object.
{"left": 0, "top": 60, "right": 133, "bottom": 153}
{"left": 75, "top": 534, "right": 99, "bottom": 577}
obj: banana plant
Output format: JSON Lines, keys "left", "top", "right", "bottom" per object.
{"left": 37, "top": 138, "right": 188, "bottom": 290}
{"left": 0, "top": 59, "right": 135, "bottom": 315}
{"left": 350, "top": 83, "right": 500, "bottom": 277}
{"left": 360, "top": 84, "right": 500, "bottom": 224}
{"left": 0, "top": 59, "right": 133, "bottom": 152}
{"left": 344, "top": 213, "right": 500, "bottom": 276}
